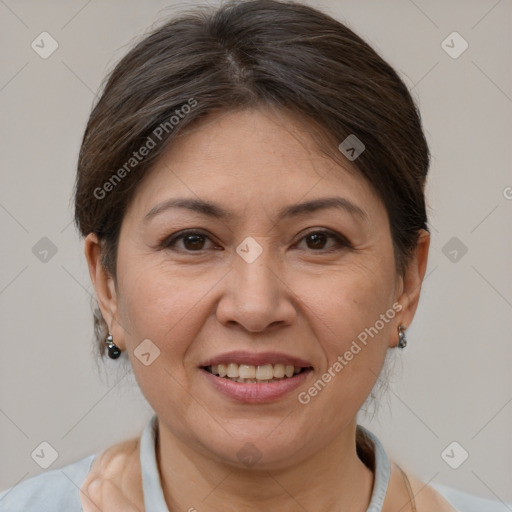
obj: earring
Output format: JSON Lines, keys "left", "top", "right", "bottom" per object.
{"left": 397, "top": 325, "right": 407, "bottom": 349}
{"left": 105, "top": 333, "right": 121, "bottom": 359}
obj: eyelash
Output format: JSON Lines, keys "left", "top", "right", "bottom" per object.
{"left": 159, "top": 229, "right": 352, "bottom": 254}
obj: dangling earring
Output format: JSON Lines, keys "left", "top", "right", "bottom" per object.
{"left": 397, "top": 324, "right": 407, "bottom": 349}
{"left": 105, "top": 333, "right": 121, "bottom": 359}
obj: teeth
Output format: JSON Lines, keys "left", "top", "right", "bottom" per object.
{"left": 206, "top": 362, "right": 308, "bottom": 381}
{"left": 239, "top": 364, "right": 256, "bottom": 379}
{"left": 256, "top": 364, "right": 273, "bottom": 380}
{"left": 227, "top": 363, "right": 239, "bottom": 378}
{"left": 274, "top": 364, "right": 285, "bottom": 378}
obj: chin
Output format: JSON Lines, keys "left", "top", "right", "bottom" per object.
{"left": 195, "top": 423, "right": 312, "bottom": 471}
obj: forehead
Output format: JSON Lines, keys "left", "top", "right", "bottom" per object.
{"left": 125, "top": 108, "right": 385, "bottom": 225}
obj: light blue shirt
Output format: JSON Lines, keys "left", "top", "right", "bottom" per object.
{"left": 0, "top": 414, "right": 509, "bottom": 511}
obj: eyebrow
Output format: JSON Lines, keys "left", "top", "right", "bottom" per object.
{"left": 143, "top": 196, "right": 368, "bottom": 224}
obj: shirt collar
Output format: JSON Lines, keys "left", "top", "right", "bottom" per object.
{"left": 140, "top": 414, "right": 169, "bottom": 511}
{"left": 140, "top": 414, "right": 390, "bottom": 512}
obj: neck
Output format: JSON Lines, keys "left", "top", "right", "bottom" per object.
{"left": 156, "top": 420, "right": 375, "bottom": 512}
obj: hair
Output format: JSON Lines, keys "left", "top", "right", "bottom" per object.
{"left": 73, "top": 0, "right": 430, "bottom": 377}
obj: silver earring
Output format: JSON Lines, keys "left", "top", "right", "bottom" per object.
{"left": 397, "top": 325, "right": 407, "bottom": 349}
{"left": 105, "top": 333, "right": 121, "bottom": 359}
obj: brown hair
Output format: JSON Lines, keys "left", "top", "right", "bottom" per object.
{"left": 73, "top": 0, "right": 430, "bottom": 357}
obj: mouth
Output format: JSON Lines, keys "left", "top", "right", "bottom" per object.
{"left": 198, "top": 351, "right": 314, "bottom": 402}
{"left": 202, "top": 363, "right": 313, "bottom": 383}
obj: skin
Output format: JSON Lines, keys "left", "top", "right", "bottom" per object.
{"left": 81, "top": 107, "right": 450, "bottom": 511}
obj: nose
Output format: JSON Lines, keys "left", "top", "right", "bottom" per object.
{"left": 215, "top": 243, "right": 297, "bottom": 333}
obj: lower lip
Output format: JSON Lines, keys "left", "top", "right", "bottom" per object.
{"left": 200, "top": 368, "right": 312, "bottom": 404}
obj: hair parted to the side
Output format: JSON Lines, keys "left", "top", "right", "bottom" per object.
{"left": 73, "top": 0, "right": 430, "bottom": 371}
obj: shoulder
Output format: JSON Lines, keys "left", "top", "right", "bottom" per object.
{"left": 405, "top": 470, "right": 512, "bottom": 512}
{"left": 430, "top": 482, "right": 512, "bottom": 512}
{"left": 85, "top": 438, "right": 139, "bottom": 475}
{"left": 384, "top": 461, "right": 457, "bottom": 512}
{"left": 0, "top": 453, "right": 97, "bottom": 512}
{"left": 404, "top": 471, "right": 458, "bottom": 511}
{"left": 80, "top": 438, "right": 143, "bottom": 510}
{"left": 81, "top": 437, "right": 140, "bottom": 486}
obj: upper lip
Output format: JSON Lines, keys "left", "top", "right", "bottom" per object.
{"left": 200, "top": 351, "right": 313, "bottom": 368}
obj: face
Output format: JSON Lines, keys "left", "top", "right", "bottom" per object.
{"left": 89, "top": 108, "right": 420, "bottom": 470}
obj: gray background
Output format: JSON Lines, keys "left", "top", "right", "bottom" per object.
{"left": 1, "top": 0, "right": 511, "bottom": 503}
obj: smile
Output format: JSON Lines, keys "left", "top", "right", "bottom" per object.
{"left": 203, "top": 363, "right": 311, "bottom": 383}
{"left": 200, "top": 362, "right": 313, "bottom": 403}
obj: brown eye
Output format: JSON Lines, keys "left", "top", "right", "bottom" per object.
{"left": 296, "top": 230, "right": 351, "bottom": 252}
{"left": 306, "top": 232, "right": 328, "bottom": 250}
{"left": 162, "top": 230, "right": 216, "bottom": 252}
{"left": 182, "top": 234, "right": 206, "bottom": 250}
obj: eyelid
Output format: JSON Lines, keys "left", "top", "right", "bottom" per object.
{"left": 294, "top": 228, "right": 352, "bottom": 250}
{"left": 161, "top": 229, "right": 219, "bottom": 250}
{"left": 298, "top": 227, "right": 351, "bottom": 243}
{"left": 160, "top": 228, "right": 352, "bottom": 252}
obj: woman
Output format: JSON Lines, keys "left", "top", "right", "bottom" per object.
{"left": 0, "top": 1, "right": 508, "bottom": 511}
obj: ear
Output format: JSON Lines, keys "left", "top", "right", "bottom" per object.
{"left": 84, "top": 233, "right": 126, "bottom": 350}
{"left": 392, "top": 229, "right": 430, "bottom": 347}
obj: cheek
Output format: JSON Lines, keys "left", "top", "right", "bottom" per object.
{"left": 302, "top": 260, "right": 395, "bottom": 344}
{"left": 118, "top": 261, "right": 208, "bottom": 355}
{"left": 293, "top": 256, "right": 396, "bottom": 395}
{"left": 116, "top": 260, "right": 214, "bottom": 421}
